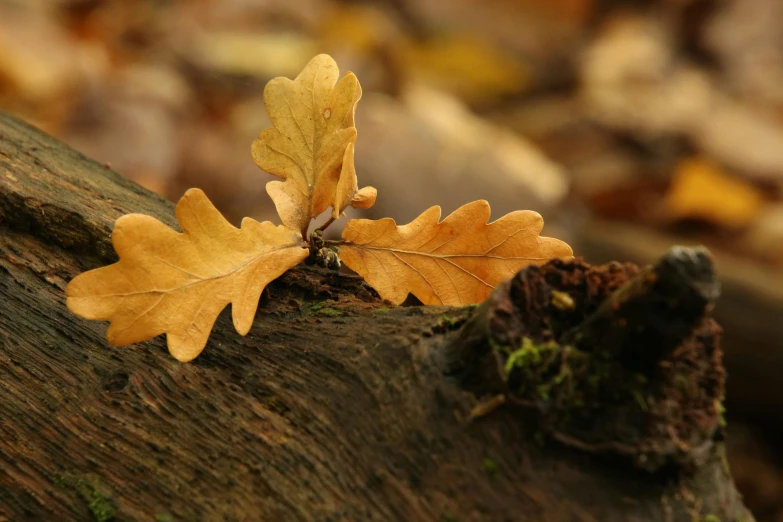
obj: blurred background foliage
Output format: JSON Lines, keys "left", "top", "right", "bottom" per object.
{"left": 2, "top": 0, "right": 783, "bottom": 519}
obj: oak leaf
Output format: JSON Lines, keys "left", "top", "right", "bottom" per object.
{"left": 251, "top": 54, "right": 362, "bottom": 236}
{"left": 339, "top": 201, "right": 572, "bottom": 305}
{"left": 66, "top": 188, "right": 308, "bottom": 362}
{"left": 331, "top": 142, "right": 377, "bottom": 219}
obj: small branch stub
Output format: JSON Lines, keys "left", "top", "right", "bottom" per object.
{"left": 448, "top": 247, "right": 726, "bottom": 471}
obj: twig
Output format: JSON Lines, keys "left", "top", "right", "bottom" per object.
{"left": 315, "top": 216, "right": 337, "bottom": 235}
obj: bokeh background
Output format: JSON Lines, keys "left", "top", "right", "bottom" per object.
{"left": 2, "top": 0, "right": 782, "bottom": 518}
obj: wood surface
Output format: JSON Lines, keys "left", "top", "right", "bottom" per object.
{"left": 0, "top": 111, "right": 753, "bottom": 521}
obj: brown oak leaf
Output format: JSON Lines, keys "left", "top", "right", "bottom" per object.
{"left": 339, "top": 200, "right": 572, "bottom": 305}
{"left": 66, "top": 188, "right": 308, "bottom": 362}
{"left": 251, "top": 54, "right": 362, "bottom": 236}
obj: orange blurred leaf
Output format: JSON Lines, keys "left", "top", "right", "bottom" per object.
{"left": 401, "top": 34, "right": 529, "bottom": 105}
{"left": 665, "top": 157, "right": 764, "bottom": 228}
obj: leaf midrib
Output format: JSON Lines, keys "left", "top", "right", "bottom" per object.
{"left": 343, "top": 244, "right": 552, "bottom": 261}
{"left": 73, "top": 243, "right": 305, "bottom": 299}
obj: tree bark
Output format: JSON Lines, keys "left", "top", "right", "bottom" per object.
{"left": 0, "top": 111, "right": 753, "bottom": 521}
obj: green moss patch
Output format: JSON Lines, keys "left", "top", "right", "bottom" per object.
{"left": 55, "top": 473, "right": 117, "bottom": 522}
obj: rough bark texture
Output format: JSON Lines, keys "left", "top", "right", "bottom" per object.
{"left": 0, "top": 111, "right": 753, "bottom": 521}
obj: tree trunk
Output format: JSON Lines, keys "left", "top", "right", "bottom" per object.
{"left": 0, "top": 111, "right": 753, "bottom": 522}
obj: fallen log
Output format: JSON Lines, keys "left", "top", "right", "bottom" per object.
{"left": 0, "top": 111, "right": 753, "bottom": 521}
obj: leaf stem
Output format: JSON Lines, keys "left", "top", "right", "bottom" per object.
{"left": 316, "top": 216, "right": 337, "bottom": 234}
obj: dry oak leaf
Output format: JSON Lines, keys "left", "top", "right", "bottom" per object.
{"left": 251, "top": 54, "right": 362, "bottom": 236}
{"left": 66, "top": 188, "right": 308, "bottom": 362}
{"left": 339, "top": 200, "right": 572, "bottom": 305}
{"left": 332, "top": 142, "right": 377, "bottom": 219}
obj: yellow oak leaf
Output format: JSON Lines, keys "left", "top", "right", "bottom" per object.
{"left": 339, "top": 200, "right": 572, "bottom": 305}
{"left": 665, "top": 157, "right": 763, "bottom": 229}
{"left": 251, "top": 54, "right": 362, "bottom": 236}
{"left": 350, "top": 186, "right": 378, "bottom": 210}
{"left": 331, "top": 142, "right": 377, "bottom": 219}
{"left": 66, "top": 188, "right": 308, "bottom": 362}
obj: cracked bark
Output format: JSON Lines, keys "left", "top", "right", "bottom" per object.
{"left": 0, "top": 111, "right": 754, "bottom": 521}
